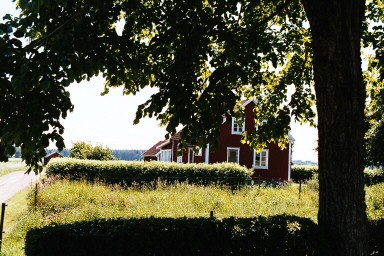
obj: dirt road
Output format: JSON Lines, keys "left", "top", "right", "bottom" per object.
{"left": 0, "top": 171, "right": 41, "bottom": 203}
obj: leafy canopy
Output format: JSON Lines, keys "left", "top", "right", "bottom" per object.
{"left": 1, "top": 0, "right": 383, "bottom": 169}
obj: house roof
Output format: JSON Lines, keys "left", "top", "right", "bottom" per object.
{"left": 155, "top": 130, "right": 184, "bottom": 149}
{"left": 241, "top": 98, "right": 257, "bottom": 107}
{"left": 171, "top": 130, "right": 182, "bottom": 140}
{"left": 143, "top": 140, "right": 167, "bottom": 156}
{"left": 44, "top": 152, "right": 63, "bottom": 158}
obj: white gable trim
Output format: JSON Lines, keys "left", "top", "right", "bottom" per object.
{"left": 242, "top": 98, "right": 257, "bottom": 107}
{"left": 156, "top": 140, "right": 170, "bottom": 149}
{"left": 288, "top": 132, "right": 296, "bottom": 143}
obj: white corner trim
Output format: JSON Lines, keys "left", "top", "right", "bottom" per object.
{"left": 242, "top": 98, "right": 257, "bottom": 107}
{"left": 205, "top": 144, "right": 210, "bottom": 164}
{"left": 288, "top": 142, "right": 292, "bottom": 181}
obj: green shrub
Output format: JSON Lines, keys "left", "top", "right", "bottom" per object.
{"left": 292, "top": 166, "right": 384, "bottom": 186}
{"left": 369, "top": 219, "right": 384, "bottom": 254}
{"left": 46, "top": 159, "right": 252, "bottom": 187}
{"left": 291, "top": 166, "right": 318, "bottom": 182}
{"left": 70, "top": 141, "right": 116, "bottom": 161}
{"left": 365, "top": 169, "right": 384, "bottom": 186}
{"left": 25, "top": 216, "right": 318, "bottom": 256}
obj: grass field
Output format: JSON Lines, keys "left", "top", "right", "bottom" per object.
{"left": 0, "top": 159, "right": 27, "bottom": 177}
{"left": 1, "top": 180, "right": 384, "bottom": 255}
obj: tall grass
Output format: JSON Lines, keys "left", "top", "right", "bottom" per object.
{"left": 366, "top": 183, "right": 384, "bottom": 220}
{"left": 34, "top": 180, "right": 319, "bottom": 222}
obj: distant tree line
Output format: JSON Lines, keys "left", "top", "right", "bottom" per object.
{"left": 113, "top": 150, "right": 145, "bottom": 161}
{"left": 292, "top": 160, "right": 318, "bottom": 166}
{"left": 14, "top": 147, "right": 145, "bottom": 161}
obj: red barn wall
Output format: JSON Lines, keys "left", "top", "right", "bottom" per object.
{"left": 193, "top": 148, "right": 206, "bottom": 163}
{"left": 159, "top": 100, "right": 291, "bottom": 180}
{"left": 252, "top": 143, "right": 290, "bottom": 181}
{"left": 208, "top": 101, "right": 290, "bottom": 180}
{"left": 209, "top": 101, "right": 257, "bottom": 168}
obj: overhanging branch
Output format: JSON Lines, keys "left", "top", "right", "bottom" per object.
{"left": 257, "top": 0, "right": 295, "bottom": 27}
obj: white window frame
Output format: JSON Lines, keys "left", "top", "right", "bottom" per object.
{"left": 195, "top": 146, "right": 203, "bottom": 156}
{"left": 232, "top": 118, "right": 245, "bottom": 135}
{"left": 227, "top": 147, "right": 240, "bottom": 164}
{"left": 256, "top": 120, "right": 267, "bottom": 131}
{"left": 253, "top": 149, "right": 269, "bottom": 169}
{"left": 177, "top": 155, "right": 183, "bottom": 163}
{"left": 160, "top": 149, "right": 172, "bottom": 162}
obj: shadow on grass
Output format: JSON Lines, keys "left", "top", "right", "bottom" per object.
{"left": 25, "top": 215, "right": 384, "bottom": 256}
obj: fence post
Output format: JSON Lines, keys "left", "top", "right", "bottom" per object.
{"left": 34, "top": 183, "right": 38, "bottom": 208}
{"left": 0, "top": 203, "right": 7, "bottom": 252}
{"left": 299, "top": 179, "right": 302, "bottom": 199}
{"left": 210, "top": 210, "right": 214, "bottom": 218}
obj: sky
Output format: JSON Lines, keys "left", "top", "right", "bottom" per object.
{"left": 0, "top": 2, "right": 318, "bottom": 162}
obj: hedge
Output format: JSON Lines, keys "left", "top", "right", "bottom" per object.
{"left": 365, "top": 169, "right": 384, "bottom": 186}
{"left": 24, "top": 216, "right": 384, "bottom": 256}
{"left": 46, "top": 159, "right": 252, "bottom": 187}
{"left": 291, "top": 166, "right": 318, "bottom": 182}
{"left": 291, "top": 165, "right": 384, "bottom": 185}
{"left": 25, "top": 216, "right": 318, "bottom": 256}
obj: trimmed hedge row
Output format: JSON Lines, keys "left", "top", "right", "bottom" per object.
{"left": 24, "top": 216, "right": 384, "bottom": 256}
{"left": 46, "top": 159, "right": 252, "bottom": 186}
{"left": 25, "top": 216, "right": 318, "bottom": 256}
{"left": 291, "top": 166, "right": 318, "bottom": 182}
{"left": 365, "top": 169, "right": 384, "bottom": 186}
{"left": 291, "top": 165, "right": 384, "bottom": 185}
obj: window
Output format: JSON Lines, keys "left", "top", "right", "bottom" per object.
{"left": 177, "top": 143, "right": 183, "bottom": 163}
{"left": 195, "top": 146, "right": 202, "bottom": 156}
{"left": 188, "top": 148, "right": 194, "bottom": 163}
{"left": 227, "top": 147, "right": 240, "bottom": 163}
{"left": 232, "top": 118, "right": 245, "bottom": 134}
{"left": 254, "top": 150, "right": 269, "bottom": 169}
{"left": 160, "top": 149, "right": 172, "bottom": 162}
{"left": 256, "top": 120, "right": 267, "bottom": 131}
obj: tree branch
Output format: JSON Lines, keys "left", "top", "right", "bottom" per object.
{"left": 257, "top": 0, "right": 295, "bottom": 27}
{"left": 27, "top": 5, "right": 88, "bottom": 50}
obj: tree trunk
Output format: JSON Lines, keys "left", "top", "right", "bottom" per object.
{"left": 301, "top": 0, "right": 368, "bottom": 255}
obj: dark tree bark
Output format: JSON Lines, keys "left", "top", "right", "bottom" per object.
{"left": 301, "top": 0, "right": 368, "bottom": 255}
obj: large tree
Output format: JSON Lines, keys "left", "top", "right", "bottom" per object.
{"left": 1, "top": 0, "right": 382, "bottom": 254}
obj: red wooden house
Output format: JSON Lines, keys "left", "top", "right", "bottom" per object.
{"left": 143, "top": 99, "right": 294, "bottom": 181}
{"left": 44, "top": 152, "right": 63, "bottom": 165}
